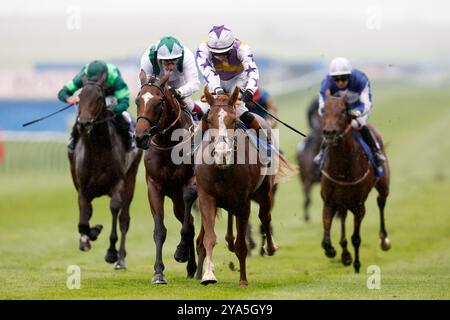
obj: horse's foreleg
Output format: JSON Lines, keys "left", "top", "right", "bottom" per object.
{"left": 198, "top": 187, "right": 217, "bottom": 285}
{"left": 105, "top": 182, "right": 124, "bottom": 266}
{"left": 78, "top": 193, "right": 102, "bottom": 251}
{"left": 225, "top": 213, "right": 235, "bottom": 253}
{"left": 321, "top": 204, "right": 337, "bottom": 258}
{"left": 351, "top": 207, "right": 366, "bottom": 273}
{"left": 235, "top": 203, "right": 251, "bottom": 286}
{"left": 303, "top": 180, "right": 312, "bottom": 222}
{"left": 195, "top": 225, "right": 205, "bottom": 281}
{"left": 245, "top": 223, "right": 256, "bottom": 256}
{"left": 339, "top": 209, "right": 352, "bottom": 266}
{"left": 148, "top": 181, "right": 167, "bottom": 284}
{"left": 376, "top": 177, "right": 391, "bottom": 251}
{"left": 258, "top": 191, "right": 277, "bottom": 256}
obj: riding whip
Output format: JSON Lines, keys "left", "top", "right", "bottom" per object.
{"left": 22, "top": 104, "right": 75, "bottom": 127}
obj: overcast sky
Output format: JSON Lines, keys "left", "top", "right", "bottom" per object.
{"left": 1, "top": 0, "right": 449, "bottom": 68}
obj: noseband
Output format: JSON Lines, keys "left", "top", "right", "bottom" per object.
{"left": 137, "top": 83, "right": 180, "bottom": 136}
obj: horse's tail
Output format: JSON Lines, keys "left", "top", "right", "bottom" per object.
{"left": 274, "top": 153, "right": 298, "bottom": 184}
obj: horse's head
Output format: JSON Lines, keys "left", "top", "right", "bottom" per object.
{"left": 77, "top": 73, "right": 107, "bottom": 133}
{"left": 204, "top": 86, "right": 240, "bottom": 167}
{"left": 135, "top": 73, "right": 179, "bottom": 149}
{"left": 322, "top": 93, "right": 352, "bottom": 145}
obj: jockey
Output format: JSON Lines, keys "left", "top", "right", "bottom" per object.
{"left": 57, "top": 60, "right": 134, "bottom": 153}
{"left": 140, "top": 36, "right": 202, "bottom": 118}
{"left": 196, "top": 24, "right": 270, "bottom": 145}
{"left": 246, "top": 88, "right": 278, "bottom": 128}
{"left": 315, "top": 57, "right": 386, "bottom": 169}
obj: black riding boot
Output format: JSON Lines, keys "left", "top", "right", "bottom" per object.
{"left": 360, "top": 125, "right": 385, "bottom": 168}
{"left": 113, "top": 115, "right": 133, "bottom": 152}
{"left": 68, "top": 124, "right": 80, "bottom": 154}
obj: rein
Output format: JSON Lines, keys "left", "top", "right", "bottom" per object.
{"left": 321, "top": 122, "right": 371, "bottom": 186}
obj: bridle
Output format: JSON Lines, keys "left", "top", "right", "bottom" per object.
{"left": 137, "top": 83, "right": 181, "bottom": 136}
{"left": 77, "top": 81, "right": 115, "bottom": 126}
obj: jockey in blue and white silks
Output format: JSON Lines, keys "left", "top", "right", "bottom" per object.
{"left": 196, "top": 25, "right": 266, "bottom": 138}
{"left": 316, "top": 57, "right": 385, "bottom": 169}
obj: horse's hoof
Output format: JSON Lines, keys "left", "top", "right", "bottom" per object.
{"left": 341, "top": 252, "right": 353, "bottom": 266}
{"left": 380, "top": 238, "right": 391, "bottom": 251}
{"left": 353, "top": 261, "right": 361, "bottom": 273}
{"left": 239, "top": 280, "right": 248, "bottom": 287}
{"left": 304, "top": 214, "right": 310, "bottom": 222}
{"left": 152, "top": 274, "right": 168, "bottom": 285}
{"left": 174, "top": 244, "right": 190, "bottom": 263}
{"left": 201, "top": 273, "right": 217, "bottom": 285}
{"left": 114, "top": 260, "right": 126, "bottom": 270}
{"left": 104, "top": 249, "right": 118, "bottom": 264}
{"left": 259, "top": 247, "right": 266, "bottom": 257}
{"left": 325, "top": 247, "right": 336, "bottom": 258}
{"left": 79, "top": 235, "right": 91, "bottom": 252}
{"left": 89, "top": 224, "right": 103, "bottom": 241}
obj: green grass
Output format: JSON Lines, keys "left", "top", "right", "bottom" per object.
{"left": 1, "top": 82, "right": 449, "bottom": 299}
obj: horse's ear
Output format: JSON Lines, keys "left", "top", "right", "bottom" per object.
{"left": 159, "top": 72, "right": 171, "bottom": 88}
{"left": 164, "top": 87, "right": 177, "bottom": 110}
{"left": 204, "top": 86, "right": 215, "bottom": 106}
{"left": 228, "top": 86, "right": 240, "bottom": 107}
{"left": 139, "top": 69, "right": 147, "bottom": 87}
{"left": 97, "top": 72, "right": 107, "bottom": 87}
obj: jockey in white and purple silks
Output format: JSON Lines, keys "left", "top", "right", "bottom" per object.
{"left": 196, "top": 25, "right": 269, "bottom": 141}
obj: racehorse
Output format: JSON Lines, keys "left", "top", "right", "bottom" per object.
{"left": 296, "top": 96, "right": 322, "bottom": 221}
{"left": 69, "top": 74, "right": 142, "bottom": 269}
{"left": 320, "top": 93, "right": 391, "bottom": 273}
{"left": 135, "top": 73, "right": 197, "bottom": 284}
{"left": 195, "top": 87, "right": 294, "bottom": 286}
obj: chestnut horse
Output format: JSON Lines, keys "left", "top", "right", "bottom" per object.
{"left": 135, "top": 74, "right": 197, "bottom": 284}
{"left": 320, "top": 94, "right": 391, "bottom": 273}
{"left": 195, "top": 87, "right": 293, "bottom": 286}
{"left": 69, "top": 74, "right": 142, "bottom": 269}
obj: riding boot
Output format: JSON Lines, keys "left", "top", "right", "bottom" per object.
{"left": 313, "top": 139, "right": 326, "bottom": 166}
{"left": 113, "top": 115, "right": 133, "bottom": 152}
{"left": 360, "top": 125, "right": 386, "bottom": 168}
{"left": 240, "top": 111, "right": 272, "bottom": 158}
{"left": 68, "top": 124, "right": 80, "bottom": 154}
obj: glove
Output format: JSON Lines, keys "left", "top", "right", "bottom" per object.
{"left": 214, "top": 87, "right": 225, "bottom": 95}
{"left": 350, "top": 109, "right": 362, "bottom": 118}
{"left": 170, "top": 88, "right": 182, "bottom": 99}
{"left": 242, "top": 89, "right": 254, "bottom": 103}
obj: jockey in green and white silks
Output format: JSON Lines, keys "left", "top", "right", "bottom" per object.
{"left": 196, "top": 25, "right": 270, "bottom": 149}
{"left": 57, "top": 60, "right": 134, "bottom": 152}
{"left": 140, "top": 36, "right": 203, "bottom": 116}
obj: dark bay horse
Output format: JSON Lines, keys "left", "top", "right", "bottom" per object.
{"left": 297, "top": 96, "right": 322, "bottom": 221}
{"left": 320, "top": 94, "right": 391, "bottom": 273}
{"left": 135, "top": 74, "right": 197, "bottom": 284}
{"left": 195, "top": 87, "right": 294, "bottom": 286}
{"left": 69, "top": 74, "right": 142, "bottom": 269}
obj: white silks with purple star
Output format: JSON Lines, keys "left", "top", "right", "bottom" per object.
{"left": 207, "top": 25, "right": 235, "bottom": 53}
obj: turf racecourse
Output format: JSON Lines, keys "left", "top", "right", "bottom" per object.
{"left": 0, "top": 82, "right": 449, "bottom": 299}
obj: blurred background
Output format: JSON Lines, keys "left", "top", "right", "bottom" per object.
{"left": 1, "top": 0, "right": 449, "bottom": 299}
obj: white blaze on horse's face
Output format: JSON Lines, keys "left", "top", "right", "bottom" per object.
{"left": 213, "top": 108, "right": 233, "bottom": 166}
{"left": 141, "top": 92, "right": 154, "bottom": 107}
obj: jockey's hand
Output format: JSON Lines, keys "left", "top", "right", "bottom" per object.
{"left": 170, "top": 88, "right": 182, "bottom": 99}
{"left": 350, "top": 109, "right": 362, "bottom": 119}
{"left": 66, "top": 96, "right": 80, "bottom": 105}
{"left": 242, "top": 89, "right": 254, "bottom": 103}
{"left": 214, "top": 87, "right": 225, "bottom": 95}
